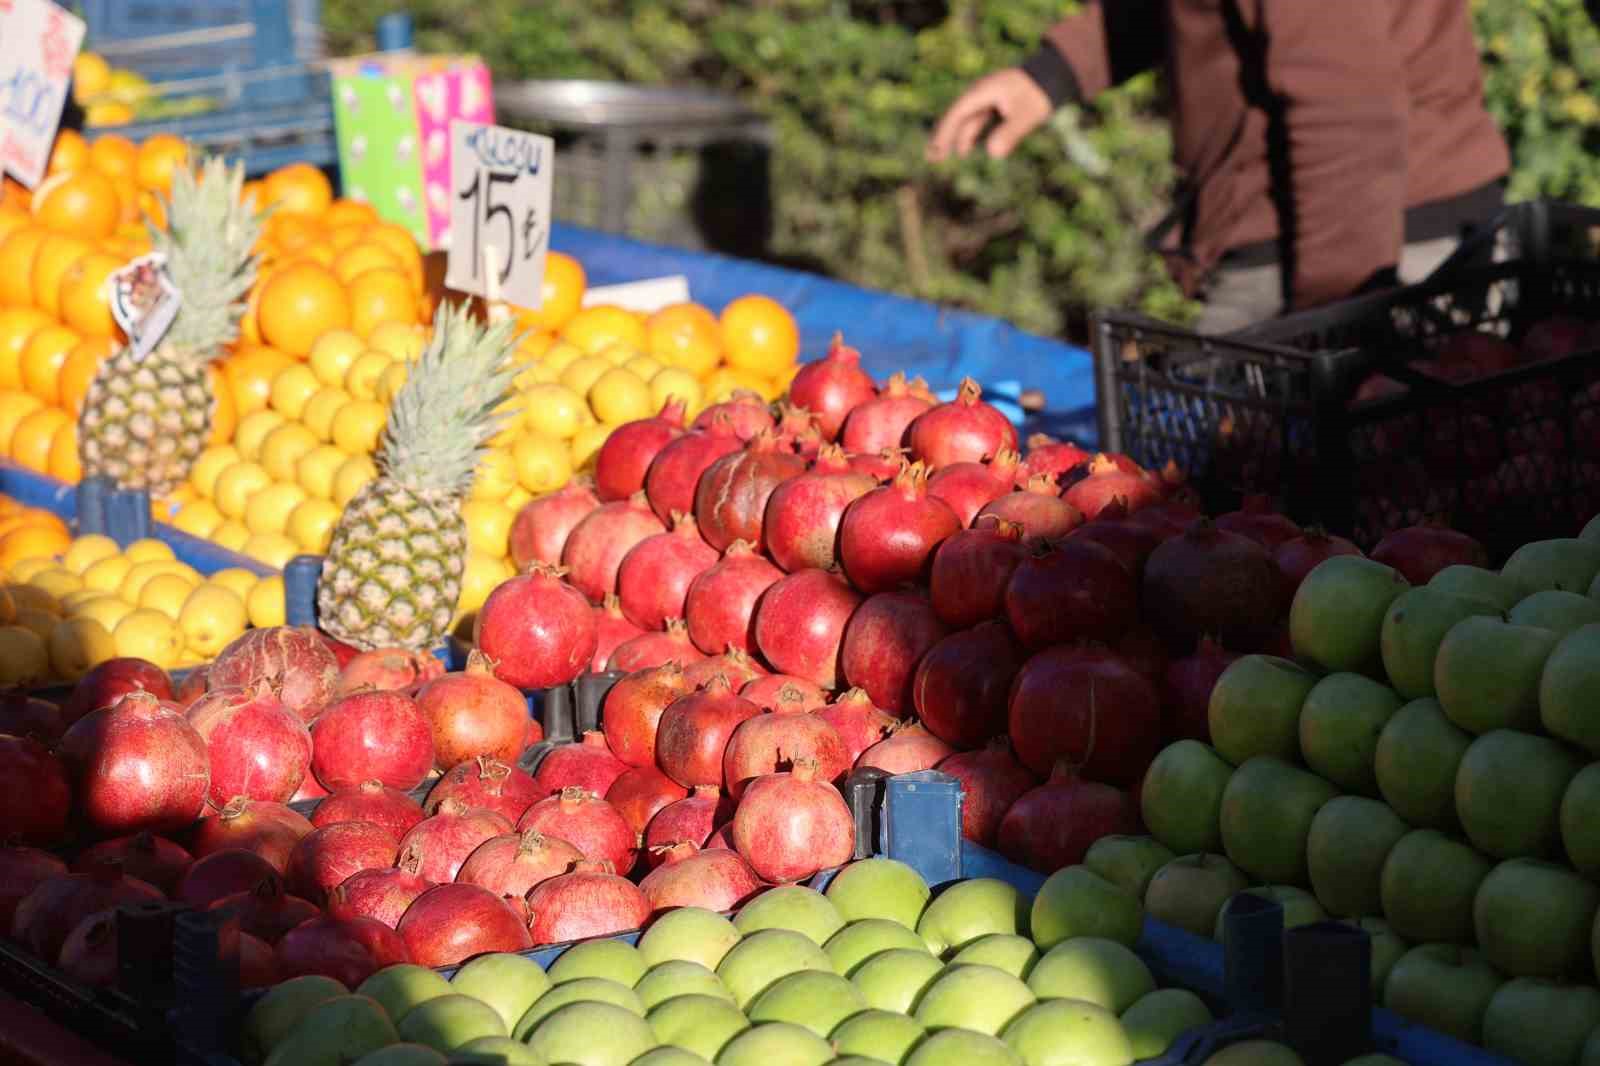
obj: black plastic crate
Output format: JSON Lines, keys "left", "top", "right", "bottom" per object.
{"left": 1094, "top": 258, "right": 1600, "bottom": 557}
{"left": 1425, "top": 198, "right": 1600, "bottom": 277}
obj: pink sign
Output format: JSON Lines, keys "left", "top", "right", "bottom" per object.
{"left": 413, "top": 63, "right": 495, "bottom": 250}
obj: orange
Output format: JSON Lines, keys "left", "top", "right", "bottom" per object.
{"left": 0, "top": 227, "right": 48, "bottom": 307}
{"left": 647, "top": 302, "right": 723, "bottom": 377}
{"left": 46, "top": 423, "right": 81, "bottom": 482}
{"left": 719, "top": 294, "right": 799, "bottom": 376}
{"left": 29, "top": 234, "right": 93, "bottom": 318}
{"left": 263, "top": 163, "right": 333, "bottom": 216}
{"left": 31, "top": 169, "right": 120, "bottom": 240}
{"left": 361, "top": 223, "right": 424, "bottom": 290}
{"left": 0, "top": 524, "right": 70, "bottom": 571}
{"left": 20, "top": 325, "right": 79, "bottom": 405}
{"left": 0, "top": 308, "right": 51, "bottom": 389}
{"left": 88, "top": 135, "right": 138, "bottom": 181}
{"left": 0, "top": 179, "right": 31, "bottom": 213}
{"left": 0, "top": 209, "right": 28, "bottom": 247}
{"left": 348, "top": 268, "right": 418, "bottom": 337}
{"left": 57, "top": 251, "right": 122, "bottom": 337}
{"left": 47, "top": 130, "right": 89, "bottom": 176}
{"left": 331, "top": 242, "right": 399, "bottom": 285}
{"left": 561, "top": 304, "right": 648, "bottom": 356}
{"left": 238, "top": 274, "right": 266, "bottom": 346}
{"left": 514, "top": 251, "right": 586, "bottom": 333}
{"left": 208, "top": 364, "right": 237, "bottom": 447}
{"left": 221, "top": 346, "right": 295, "bottom": 416}
{"left": 0, "top": 392, "right": 43, "bottom": 453}
{"left": 324, "top": 200, "right": 378, "bottom": 228}
{"left": 137, "top": 188, "right": 167, "bottom": 229}
{"left": 8, "top": 407, "right": 69, "bottom": 472}
{"left": 258, "top": 261, "right": 351, "bottom": 357}
{"left": 327, "top": 223, "right": 369, "bottom": 251}
{"left": 266, "top": 212, "right": 320, "bottom": 252}
{"left": 134, "top": 134, "right": 189, "bottom": 195}
{"left": 58, "top": 336, "right": 114, "bottom": 415}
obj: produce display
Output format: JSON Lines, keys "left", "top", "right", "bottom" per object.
{"left": 72, "top": 51, "right": 220, "bottom": 129}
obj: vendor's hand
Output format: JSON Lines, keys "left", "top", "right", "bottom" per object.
{"left": 926, "top": 68, "right": 1052, "bottom": 162}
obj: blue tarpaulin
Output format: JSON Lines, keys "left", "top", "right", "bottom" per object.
{"left": 550, "top": 223, "right": 1100, "bottom": 446}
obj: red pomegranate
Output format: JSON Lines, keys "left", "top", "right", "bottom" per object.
{"left": 0, "top": 848, "right": 68, "bottom": 932}
{"left": 1142, "top": 519, "right": 1285, "bottom": 652}
{"left": 190, "top": 798, "right": 314, "bottom": 871}
{"left": 533, "top": 731, "right": 629, "bottom": 797}
{"left": 1069, "top": 500, "right": 1171, "bottom": 578}
{"left": 912, "top": 620, "right": 1027, "bottom": 749}
{"left": 1008, "top": 645, "right": 1162, "bottom": 786}
{"left": 524, "top": 861, "right": 651, "bottom": 944}
{"left": 1116, "top": 625, "right": 1169, "bottom": 687}
{"left": 1274, "top": 529, "right": 1363, "bottom": 595}
{"left": 61, "top": 658, "right": 173, "bottom": 725}
{"left": 694, "top": 431, "right": 807, "bottom": 553}
{"left": 72, "top": 832, "right": 192, "bottom": 895}
{"left": 208, "top": 628, "right": 339, "bottom": 722}
{"left": 816, "top": 689, "right": 898, "bottom": 765}
{"left": 639, "top": 842, "right": 763, "bottom": 912}
{"left": 187, "top": 683, "right": 311, "bottom": 806}
{"left": 313, "top": 780, "right": 425, "bottom": 837}
{"left": 741, "top": 675, "right": 827, "bottom": 712}
{"left": 336, "top": 648, "right": 444, "bottom": 695}
{"left": 591, "top": 595, "right": 647, "bottom": 673}
{"left": 645, "top": 415, "right": 745, "bottom": 523}
{"left": 58, "top": 690, "right": 208, "bottom": 838}
{"left": 1370, "top": 521, "right": 1490, "bottom": 585}
{"left": 1004, "top": 539, "right": 1138, "bottom": 651}
{"left": 732, "top": 760, "right": 854, "bottom": 883}
{"left": 595, "top": 399, "right": 688, "bottom": 501}
{"left": 754, "top": 568, "right": 863, "bottom": 690}
{"left": 775, "top": 403, "right": 825, "bottom": 459}
{"left": 396, "top": 799, "right": 513, "bottom": 884}
{"left": 788, "top": 334, "right": 878, "bottom": 440}
{"left": 655, "top": 676, "right": 763, "bottom": 789}
{"left": 928, "top": 519, "right": 1028, "bottom": 628}
{"left": 516, "top": 788, "right": 638, "bottom": 872}
{"left": 928, "top": 449, "right": 1023, "bottom": 527}
{"left": 1020, "top": 434, "right": 1093, "bottom": 485}
{"left": 681, "top": 647, "right": 768, "bottom": 691}
{"left": 764, "top": 445, "right": 877, "bottom": 574}
{"left": 605, "top": 766, "right": 689, "bottom": 836}
{"left": 309, "top": 688, "right": 433, "bottom": 793}
{"left": 210, "top": 877, "right": 320, "bottom": 943}
{"left": 1061, "top": 456, "right": 1161, "bottom": 520}
{"left": 275, "top": 914, "right": 412, "bottom": 987}
{"left": 0, "top": 689, "right": 65, "bottom": 744}
{"left": 684, "top": 540, "right": 784, "bottom": 655}
{"left": 1214, "top": 494, "right": 1302, "bottom": 550}
{"left": 238, "top": 932, "right": 280, "bottom": 988}
{"left": 839, "top": 590, "right": 951, "bottom": 716}
{"left": 841, "top": 372, "right": 934, "bottom": 454}
{"left": 856, "top": 723, "right": 956, "bottom": 775}
{"left": 692, "top": 391, "right": 776, "bottom": 441}
{"left": 398, "top": 882, "right": 534, "bottom": 965}
{"left": 58, "top": 910, "right": 119, "bottom": 986}
{"left": 326, "top": 846, "right": 433, "bottom": 928}
{"left": 837, "top": 461, "right": 961, "bottom": 594}
{"left": 424, "top": 757, "right": 539, "bottom": 824}
{"left": 457, "top": 829, "right": 583, "bottom": 899}
{"left": 997, "top": 762, "right": 1139, "bottom": 873}
{"left": 176, "top": 849, "right": 279, "bottom": 909}
{"left": 601, "top": 663, "right": 692, "bottom": 769}
{"left": 606, "top": 619, "right": 704, "bottom": 673}
{"left": 617, "top": 512, "right": 720, "bottom": 630}
{"left": 1162, "top": 637, "right": 1240, "bottom": 742}
{"left": 413, "top": 652, "right": 529, "bottom": 771}
{"left": 722, "top": 711, "right": 851, "bottom": 799}
{"left": 0, "top": 733, "right": 70, "bottom": 845}
{"left": 473, "top": 563, "right": 598, "bottom": 691}
{"left": 510, "top": 477, "right": 601, "bottom": 570}
{"left": 291, "top": 776, "right": 330, "bottom": 804}
{"left": 317, "top": 634, "right": 362, "bottom": 670}
{"left": 937, "top": 741, "right": 1039, "bottom": 847}
{"left": 704, "top": 824, "right": 736, "bottom": 852}
{"left": 562, "top": 491, "right": 669, "bottom": 603}
{"left": 11, "top": 867, "right": 162, "bottom": 962}
{"left": 642, "top": 786, "right": 731, "bottom": 859}
{"left": 907, "top": 378, "right": 1019, "bottom": 470}
{"left": 848, "top": 448, "right": 909, "bottom": 482}
{"left": 285, "top": 821, "right": 400, "bottom": 906}
{"left": 978, "top": 475, "right": 1085, "bottom": 542}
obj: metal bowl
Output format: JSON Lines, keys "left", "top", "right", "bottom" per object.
{"left": 493, "top": 79, "right": 762, "bottom": 130}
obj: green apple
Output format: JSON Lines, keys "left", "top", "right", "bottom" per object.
{"left": 1373, "top": 698, "right": 1471, "bottom": 831}
{"left": 357, "top": 965, "right": 453, "bottom": 1027}
{"left": 352, "top": 1044, "right": 445, "bottom": 1066}
{"left": 1509, "top": 589, "right": 1600, "bottom": 634}
{"left": 1501, "top": 538, "right": 1600, "bottom": 598}
{"left": 1562, "top": 763, "right": 1600, "bottom": 878}
{"left": 242, "top": 974, "right": 348, "bottom": 1065}
{"left": 1120, "top": 988, "right": 1212, "bottom": 1059}
{"left": 1139, "top": 741, "right": 1232, "bottom": 856}
{"left": 449, "top": 1035, "right": 544, "bottom": 1065}
{"left": 1306, "top": 796, "right": 1408, "bottom": 917}
{"left": 1298, "top": 673, "right": 1400, "bottom": 795}
{"left": 1030, "top": 866, "right": 1142, "bottom": 951}
{"left": 548, "top": 938, "right": 647, "bottom": 987}
{"left": 1083, "top": 835, "right": 1174, "bottom": 898}
{"left": 1582, "top": 513, "right": 1600, "bottom": 543}
{"left": 513, "top": 978, "right": 645, "bottom": 1039}
{"left": 1482, "top": 979, "right": 1600, "bottom": 1066}
{"left": 1208, "top": 656, "right": 1317, "bottom": 765}
{"left": 1383, "top": 944, "right": 1503, "bottom": 1045}
{"left": 715, "top": 928, "right": 832, "bottom": 1010}
{"left": 1001, "top": 999, "right": 1134, "bottom": 1066}
{"left": 1428, "top": 564, "right": 1520, "bottom": 611}
{"left": 262, "top": 994, "right": 398, "bottom": 1066}
{"left": 1380, "top": 587, "right": 1499, "bottom": 700}
{"left": 1475, "top": 858, "right": 1599, "bottom": 978}
{"left": 397, "top": 996, "right": 506, "bottom": 1053}
{"left": 830, "top": 1009, "right": 926, "bottom": 1064}
{"left": 714, "top": 1022, "right": 833, "bottom": 1066}
{"left": 825, "top": 917, "right": 931, "bottom": 976}
{"left": 449, "top": 953, "right": 551, "bottom": 1034}
{"left": 634, "top": 961, "right": 734, "bottom": 1009}
{"left": 1213, "top": 886, "right": 1326, "bottom": 941}
{"left": 1379, "top": 829, "right": 1492, "bottom": 944}
{"left": 950, "top": 934, "right": 1039, "bottom": 979}
{"left": 632, "top": 1048, "right": 711, "bottom": 1066}
{"left": 1026, "top": 937, "right": 1153, "bottom": 1012}
{"left": 1337, "top": 917, "right": 1406, "bottom": 1001}
{"left": 850, "top": 948, "right": 945, "bottom": 1014}
{"left": 824, "top": 858, "right": 931, "bottom": 929}
{"left": 905, "top": 1029, "right": 1023, "bottom": 1066}
{"left": 747, "top": 969, "right": 866, "bottom": 1036}
{"left": 1144, "top": 853, "right": 1249, "bottom": 938}
{"left": 1218, "top": 756, "right": 1338, "bottom": 885}
{"left": 639, "top": 907, "right": 743, "bottom": 970}
{"left": 1434, "top": 616, "right": 1561, "bottom": 734}
{"left": 913, "top": 964, "right": 1037, "bottom": 1035}
{"left": 733, "top": 885, "right": 846, "bottom": 945}
{"left": 525, "top": 1001, "right": 658, "bottom": 1066}
{"left": 1456, "top": 729, "right": 1581, "bottom": 859}
{"left": 1538, "top": 623, "right": 1600, "bottom": 755}
{"left": 646, "top": 993, "right": 750, "bottom": 1060}
{"left": 1203, "top": 1041, "right": 1304, "bottom": 1066}
{"left": 918, "top": 878, "right": 1030, "bottom": 956}
{"left": 1290, "top": 555, "right": 1409, "bottom": 676}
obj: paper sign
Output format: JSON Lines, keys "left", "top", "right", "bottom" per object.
{"left": 109, "top": 252, "right": 182, "bottom": 361}
{"left": 0, "top": 0, "right": 86, "bottom": 188}
{"left": 583, "top": 276, "right": 692, "bottom": 315}
{"left": 444, "top": 120, "right": 554, "bottom": 311}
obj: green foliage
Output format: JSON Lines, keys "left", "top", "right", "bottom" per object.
{"left": 324, "top": 0, "right": 1600, "bottom": 336}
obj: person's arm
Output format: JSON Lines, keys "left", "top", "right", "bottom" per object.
{"left": 1260, "top": 1, "right": 1408, "bottom": 309}
{"left": 1025, "top": 0, "right": 1168, "bottom": 108}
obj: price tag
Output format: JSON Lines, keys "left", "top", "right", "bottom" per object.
{"left": 583, "top": 276, "right": 692, "bottom": 315}
{"left": 108, "top": 252, "right": 182, "bottom": 361}
{"left": 0, "top": 0, "right": 86, "bottom": 188}
{"left": 444, "top": 119, "right": 554, "bottom": 311}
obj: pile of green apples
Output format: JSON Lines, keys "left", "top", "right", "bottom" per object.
{"left": 1123, "top": 527, "right": 1600, "bottom": 1066}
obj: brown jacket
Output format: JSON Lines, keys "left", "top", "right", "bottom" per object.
{"left": 1023, "top": 0, "right": 1511, "bottom": 309}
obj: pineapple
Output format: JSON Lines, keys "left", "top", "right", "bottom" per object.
{"left": 78, "top": 156, "right": 261, "bottom": 496}
{"left": 317, "top": 301, "right": 519, "bottom": 651}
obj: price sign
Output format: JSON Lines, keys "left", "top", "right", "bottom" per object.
{"left": 444, "top": 120, "right": 554, "bottom": 311}
{"left": 0, "top": 0, "right": 86, "bottom": 188}
{"left": 583, "top": 276, "right": 692, "bottom": 315}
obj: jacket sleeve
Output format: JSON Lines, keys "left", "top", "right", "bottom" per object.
{"left": 1260, "top": 1, "right": 1408, "bottom": 309}
{"left": 1022, "top": 1, "right": 1168, "bottom": 108}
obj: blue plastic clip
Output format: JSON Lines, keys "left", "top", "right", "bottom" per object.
{"left": 283, "top": 555, "right": 323, "bottom": 627}
{"left": 77, "top": 475, "right": 113, "bottom": 536}
{"left": 1222, "top": 892, "right": 1284, "bottom": 1014}
{"left": 106, "top": 487, "right": 152, "bottom": 547}
{"left": 882, "top": 771, "right": 964, "bottom": 886}
{"left": 375, "top": 12, "right": 415, "bottom": 51}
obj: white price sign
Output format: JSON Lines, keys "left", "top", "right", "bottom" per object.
{"left": 445, "top": 120, "right": 554, "bottom": 311}
{"left": 0, "top": 0, "right": 86, "bottom": 188}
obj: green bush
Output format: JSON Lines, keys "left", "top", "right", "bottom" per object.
{"left": 324, "top": 0, "right": 1600, "bottom": 338}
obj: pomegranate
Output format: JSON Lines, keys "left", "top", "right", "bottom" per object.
{"left": 693, "top": 391, "right": 776, "bottom": 440}
{"left": 754, "top": 568, "right": 862, "bottom": 689}
{"left": 424, "top": 757, "right": 539, "bottom": 824}
{"left": 176, "top": 849, "right": 279, "bottom": 909}
{"left": 763, "top": 444, "right": 876, "bottom": 574}
{"left": 1162, "top": 637, "right": 1240, "bottom": 742}
{"left": 275, "top": 914, "right": 412, "bottom": 987}
{"left": 0, "top": 847, "right": 68, "bottom": 931}
{"left": 601, "top": 662, "right": 692, "bottom": 769}
{"left": 510, "top": 477, "right": 601, "bottom": 569}
{"left": 397, "top": 882, "right": 534, "bottom": 965}
{"left": 639, "top": 842, "right": 763, "bottom": 912}
{"left": 906, "top": 378, "right": 1019, "bottom": 469}
{"left": 928, "top": 449, "right": 1023, "bottom": 527}
{"left": 642, "top": 786, "right": 731, "bottom": 858}
{"left": 937, "top": 741, "right": 1039, "bottom": 847}
{"left": 210, "top": 877, "right": 320, "bottom": 943}
{"left": 0, "top": 733, "right": 70, "bottom": 845}
{"left": 524, "top": 860, "right": 651, "bottom": 944}
{"left": 591, "top": 595, "right": 647, "bottom": 673}
{"left": 848, "top": 448, "right": 909, "bottom": 482}
{"left": 189, "top": 798, "right": 313, "bottom": 872}
{"left": 654, "top": 676, "right": 762, "bottom": 789}
{"left": 58, "top": 910, "right": 119, "bottom": 985}
{"left": 695, "top": 430, "right": 807, "bottom": 553}
{"left": 681, "top": 647, "right": 767, "bottom": 691}
{"left": 0, "top": 689, "right": 65, "bottom": 744}
{"left": 336, "top": 648, "right": 443, "bottom": 695}
{"left": 595, "top": 399, "right": 688, "bottom": 501}
{"left": 857, "top": 723, "right": 956, "bottom": 775}
{"left": 309, "top": 688, "right": 433, "bottom": 793}
{"left": 997, "top": 762, "right": 1138, "bottom": 873}
{"left": 1370, "top": 521, "right": 1490, "bottom": 585}
{"left": 722, "top": 710, "right": 851, "bottom": 799}
{"left": 704, "top": 824, "right": 736, "bottom": 851}
{"left": 645, "top": 415, "right": 745, "bottom": 523}
{"left": 61, "top": 658, "right": 173, "bottom": 725}
{"left": 617, "top": 511, "right": 720, "bottom": 629}
{"left": 775, "top": 403, "right": 824, "bottom": 459}
{"left": 607, "top": 618, "right": 704, "bottom": 673}
{"left": 929, "top": 519, "right": 1028, "bottom": 628}
{"left": 1116, "top": 625, "right": 1168, "bottom": 686}
{"left": 1020, "top": 434, "right": 1093, "bottom": 485}
{"left": 457, "top": 829, "right": 583, "bottom": 898}
{"left": 317, "top": 634, "right": 362, "bottom": 670}
{"left": 71, "top": 833, "right": 190, "bottom": 895}
{"left": 912, "top": 620, "right": 1027, "bottom": 748}
{"left": 209, "top": 628, "right": 339, "bottom": 722}
{"left": 839, "top": 590, "right": 951, "bottom": 716}
{"left": 606, "top": 766, "right": 689, "bottom": 836}
{"left": 1008, "top": 645, "right": 1162, "bottom": 786}
{"left": 413, "top": 651, "right": 529, "bottom": 771}
{"left": 1131, "top": 498, "right": 1203, "bottom": 538}
{"left": 1274, "top": 529, "right": 1363, "bottom": 595}
{"left": 1214, "top": 494, "right": 1301, "bottom": 549}
{"left": 285, "top": 821, "right": 400, "bottom": 906}
{"left": 816, "top": 689, "right": 898, "bottom": 765}
{"left": 533, "top": 731, "right": 629, "bottom": 797}
{"left": 1062, "top": 456, "right": 1161, "bottom": 520}
{"left": 732, "top": 760, "right": 854, "bottom": 883}
{"left": 741, "top": 675, "right": 827, "bottom": 712}
{"left": 291, "top": 776, "right": 330, "bottom": 804}
{"left": 1142, "top": 519, "right": 1285, "bottom": 652}
{"left": 1070, "top": 500, "right": 1171, "bottom": 578}
{"left": 11, "top": 867, "right": 162, "bottom": 961}
{"left": 978, "top": 475, "right": 1085, "bottom": 542}
{"left": 841, "top": 372, "right": 934, "bottom": 454}
{"left": 313, "top": 780, "right": 426, "bottom": 838}
{"left": 326, "top": 846, "right": 433, "bottom": 928}
{"left": 684, "top": 540, "right": 783, "bottom": 655}
{"left": 516, "top": 788, "right": 638, "bottom": 872}
{"left": 240, "top": 933, "right": 280, "bottom": 988}
{"left": 187, "top": 684, "right": 311, "bottom": 806}
{"left": 59, "top": 690, "right": 209, "bottom": 837}
{"left": 1004, "top": 539, "right": 1138, "bottom": 650}
{"left": 562, "top": 491, "right": 669, "bottom": 603}
{"left": 788, "top": 334, "right": 878, "bottom": 440}
{"left": 396, "top": 799, "right": 513, "bottom": 884}
{"left": 837, "top": 461, "right": 960, "bottom": 594}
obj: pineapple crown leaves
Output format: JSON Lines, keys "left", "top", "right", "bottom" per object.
{"left": 150, "top": 155, "right": 264, "bottom": 358}
{"left": 378, "top": 300, "right": 522, "bottom": 494}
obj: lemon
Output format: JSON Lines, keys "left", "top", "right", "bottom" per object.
{"left": 510, "top": 432, "right": 573, "bottom": 496}
{"left": 570, "top": 422, "right": 615, "bottom": 471}
{"left": 487, "top": 398, "right": 525, "bottom": 449}
{"left": 137, "top": 572, "right": 196, "bottom": 619}
{"left": 269, "top": 364, "right": 321, "bottom": 421}
{"left": 702, "top": 367, "right": 757, "bottom": 405}
{"left": 0, "top": 625, "right": 49, "bottom": 683}
{"left": 462, "top": 499, "right": 516, "bottom": 559}
{"left": 308, "top": 329, "right": 365, "bottom": 387}
{"left": 123, "top": 538, "right": 176, "bottom": 564}
{"left": 247, "top": 574, "right": 286, "bottom": 628}
{"left": 589, "top": 367, "right": 653, "bottom": 424}
{"left": 331, "top": 398, "right": 387, "bottom": 455}
{"left": 504, "top": 486, "right": 534, "bottom": 513}
{"left": 172, "top": 499, "right": 226, "bottom": 538}
{"left": 451, "top": 551, "right": 514, "bottom": 638}
{"left": 376, "top": 362, "right": 409, "bottom": 404}
{"left": 245, "top": 482, "right": 309, "bottom": 537}
{"left": 302, "top": 387, "right": 352, "bottom": 444}
{"left": 558, "top": 355, "right": 610, "bottom": 398}
{"left": 651, "top": 367, "right": 704, "bottom": 416}
{"left": 286, "top": 497, "right": 341, "bottom": 553}
{"left": 522, "top": 383, "right": 587, "bottom": 440}
{"left": 8, "top": 558, "right": 61, "bottom": 584}
{"left": 514, "top": 362, "right": 558, "bottom": 390}
{"left": 206, "top": 568, "right": 259, "bottom": 601}
{"left": 178, "top": 584, "right": 248, "bottom": 658}
{"left": 62, "top": 534, "right": 120, "bottom": 574}
{"left": 69, "top": 595, "right": 133, "bottom": 634}
{"left": 113, "top": 608, "right": 183, "bottom": 669}
{"left": 7, "top": 584, "right": 60, "bottom": 615}
{"left": 243, "top": 532, "right": 299, "bottom": 569}
{"left": 260, "top": 422, "right": 320, "bottom": 482}
{"left": 296, "top": 444, "right": 350, "bottom": 500}
{"left": 367, "top": 321, "right": 425, "bottom": 362}
{"left": 81, "top": 554, "right": 132, "bottom": 594}
{"left": 27, "top": 567, "right": 81, "bottom": 600}
{"left": 344, "top": 350, "right": 392, "bottom": 401}
{"left": 214, "top": 461, "right": 273, "bottom": 519}
{"left": 119, "top": 559, "right": 192, "bottom": 603}
{"left": 191, "top": 444, "right": 241, "bottom": 499}
{"left": 471, "top": 447, "right": 520, "bottom": 502}
{"left": 60, "top": 587, "right": 106, "bottom": 613}
{"left": 14, "top": 608, "right": 57, "bottom": 641}
{"left": 49, "top": 616, "right": 115, "bottom": 679}
{"left": 234, "top": 410, "right": 286, "bottom": 462}
{"left": 332, "top": 454, "right": 378, "bottom": 507}
{"left": 597, "top": 342, "right": 640, "bottom": 368}
{"left": 210, "top": 520, "right": 251, "bottom": 552}
{"left": 625, "top": 354, "right": 664, "bottom": 381}
{"left": 541, "top": 340, "right": 583, "bottom": 375}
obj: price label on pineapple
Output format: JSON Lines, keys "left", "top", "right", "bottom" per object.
{"left": 444, "top": 119, "right": 554, "bottom": 311}
{"left": 0, "top": 0, "right": 86, "bottom": 188}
